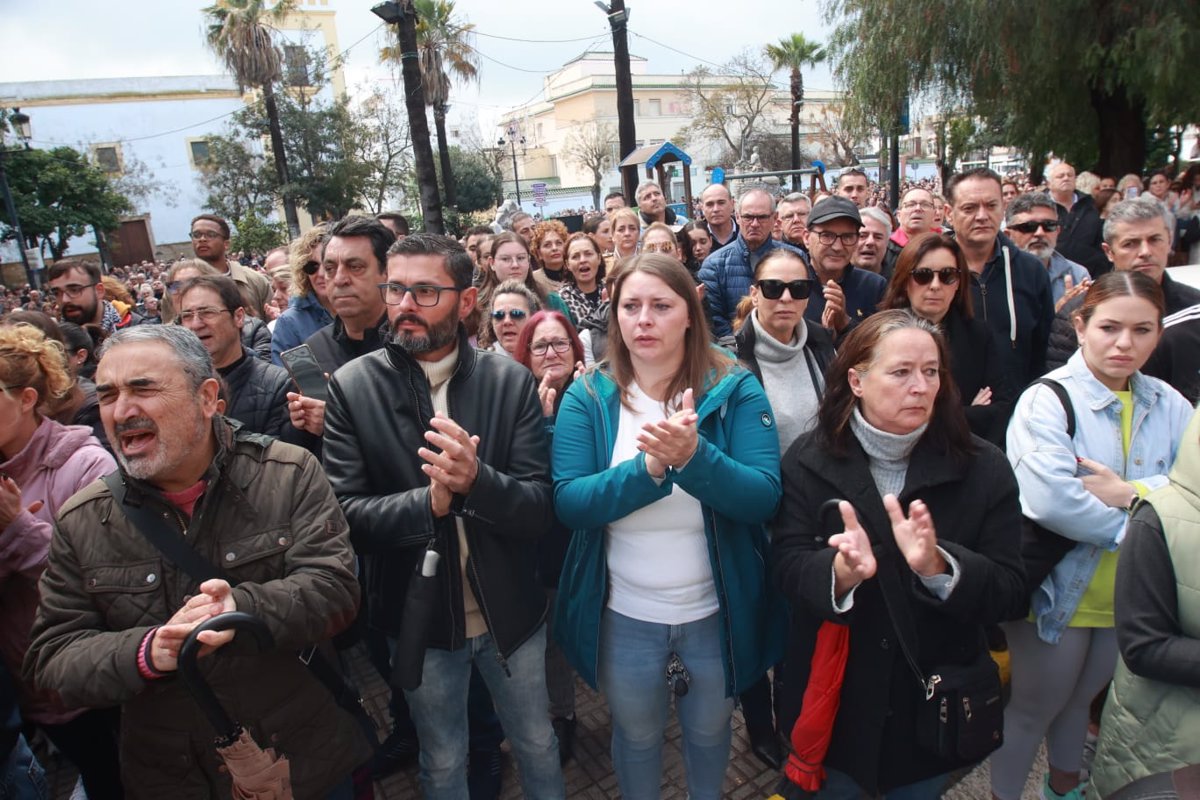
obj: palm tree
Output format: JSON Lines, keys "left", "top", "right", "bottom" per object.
{"left": 385, "top": 0, "right": 479, "bottom": 208}
{"left": 765, "top": 34, "right": 827, "bottom": 187}
{"left": 203, "top": 0, "right": 301, "bottom": 237}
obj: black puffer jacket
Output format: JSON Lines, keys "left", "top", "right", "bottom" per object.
{"left": 1052, "top": 192, "right": 1109, "bottom": 279}
{"left": 240, "top": 316, "right": 271, "bottom": 361}
{"left": 322, "top": 331, "right": 553, "bottom": 659}
{"left": 220, "top": 347, "right": 292, "bottom": 438}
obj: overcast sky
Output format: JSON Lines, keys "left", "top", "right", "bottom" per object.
{"left": 4, "top": 0, "right": 838, "bottom": 136}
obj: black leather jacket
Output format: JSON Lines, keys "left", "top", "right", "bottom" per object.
{"left": 322, "top": 330, "right": 553, "bottom": 659}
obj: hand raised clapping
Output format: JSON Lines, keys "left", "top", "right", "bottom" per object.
{"left": 637, "top": 388, "right": 698, "bottom": 479}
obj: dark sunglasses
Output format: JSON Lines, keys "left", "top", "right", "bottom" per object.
{"left": 910, "top": 268, "right": 960, "bottom": 286}
{"left": 491, "top": 308, "right": 528, "bottom": 321}
{"left": 1008, "top": 219, "right": 1060, "bottom": 234}
{"left": 302, "top": 260, "right": 320, "bottom": 275}
{"left": 756, "top": 278, "right": 814, "bottom": 300}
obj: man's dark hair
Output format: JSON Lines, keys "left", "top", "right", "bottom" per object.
{"left": 326, "top": 215, "right": 395, "bottom": 273}
{"left": 47, "top": 260, "right": 101, "bottom": 283}
{"left": 388, "top": 233, "right": 475, "bottom": 290}
{"left": 945, "top": 167, "right": 1002, "bottom": 205}
{"left": 1005, "top": 192, "right": 1058, "bottom": 224}
{"left": 603, "top": 191, "right": 626, "bottom": 204}
{"left": 190, "top": 214, "right": 231, "bottom": 239}
{"left": 376, "top": 211, "right": 411, "bottom": 236}
{"left": 176, "top": 274, "right": 244, "bottom": 315}
{"left": 837, "top": 168, "right": 868, "bottom": 184}
{"left": 465, "top": 225, "right": 494, "bottom": 238}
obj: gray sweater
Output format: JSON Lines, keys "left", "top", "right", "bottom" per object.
{"left": 751, "top": 310, "right": 822, "bottom": 454}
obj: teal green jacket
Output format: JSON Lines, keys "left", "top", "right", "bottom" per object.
{"left": 551, "top": 364, "right": 785, "bottom": 696}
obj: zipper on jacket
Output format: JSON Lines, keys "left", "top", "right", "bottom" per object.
{"left": 469, "top": 555, "right": 510, "bottom": 676}
{"left": 707, "top": 506, "right": 737, "bottom": 695}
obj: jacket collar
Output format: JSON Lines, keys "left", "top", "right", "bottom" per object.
{"left": 582, "top": 359, "right": 746, "bottom": 422}
{"left": 383, "top": 326, "right": 477, "bottom": 384}
{"left": 333, "top": 313, "right": 388, "bottom": 347}
{"left": 118, "top": 415, "right": 260, "bottom": 506}
{"left": 1064, "top": 348, "right": 1163, "bottom": 412}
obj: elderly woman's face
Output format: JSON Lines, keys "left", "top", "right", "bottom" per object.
{"left": 849, "top": 328, "right": 940, "bottom": 435}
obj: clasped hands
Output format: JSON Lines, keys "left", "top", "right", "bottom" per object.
{"left": 829, "top": 496, "right": 946, "bottom": 597}
{"left": 151, "top": 578, "right": 237, "bottom": 672}
{"left": 637, "top": 388, "right": 699, "bottom": 479}
{"left": 420, "top": 412, "right": 480, "bottom": 518}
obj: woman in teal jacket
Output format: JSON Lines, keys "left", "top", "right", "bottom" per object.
{"left": 551, "top": 253, "right": 784, "bottom": 800}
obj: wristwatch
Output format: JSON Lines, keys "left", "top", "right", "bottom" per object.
{"left": 1125, "top": 488, "right": 1139, "bottom": 513}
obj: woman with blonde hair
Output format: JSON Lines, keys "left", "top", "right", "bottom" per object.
{"left": 271, "top": 224, "right": 334, "bottom": 365}
{"left": 609, "top": 207, "right": 642, "bottom": 263}
{"left": 0, "top": 323, "right": 118, "bottom": 797}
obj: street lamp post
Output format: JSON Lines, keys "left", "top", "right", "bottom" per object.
{"left": 595, "top": 0, "right": 638, "bottom": 205}
{"left": 497, "top": 125, "right": 525, "bottom": 207}
{"left": 0, "top": 109, "right": 35, "bottom": 287}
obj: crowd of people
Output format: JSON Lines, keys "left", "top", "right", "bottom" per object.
{"left": 2, "top": 159, "right": 1200, "bottom": 800}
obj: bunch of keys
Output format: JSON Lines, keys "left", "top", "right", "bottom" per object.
{"left": 666, "top": 652, "right": 691, "bottom": 697}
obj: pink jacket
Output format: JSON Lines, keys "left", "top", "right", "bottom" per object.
{"left": 1, "top": 416, "right": 114, "bottom": 724}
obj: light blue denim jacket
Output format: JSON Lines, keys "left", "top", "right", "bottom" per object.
{"left": 1006, "top": 349, "right": 1193, "bottom": 643}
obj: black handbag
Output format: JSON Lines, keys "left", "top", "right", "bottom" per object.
{"left": 851, "top": 498, "right": 1005, "bottom": 763}
{"left": 1019, "top": 379, "right": 1078, "bottom": 600}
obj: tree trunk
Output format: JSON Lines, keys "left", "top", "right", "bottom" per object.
{"left": 396, "top": 1, "right": 444, "bottom": 234}
{"left": 790, "top": 68, "right": 802, "bottom": 191}
{"left": 1091, "top": 83, "right": 1146, "bottom": 178}
{"left": 262, "top": 82, "right": 300, "bottom": 238}
{"left": 608, "top": 0, "right": 638, "bottom": 205}
{"left": 434, "top": 103, "right": 457, "bottom": 208}
{"left": 591, "top": 172, "right": 601, "bottom": 210}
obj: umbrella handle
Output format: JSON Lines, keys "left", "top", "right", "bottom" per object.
{"left": 817, "top": 498, "right": 849, "bottom": 540}
{"left": 178, "top": 612, "right": 275, "bottom": 746}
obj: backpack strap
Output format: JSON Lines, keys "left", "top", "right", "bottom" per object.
{"left": 1030, "top": 378, "right": 1075, "bottom": 438}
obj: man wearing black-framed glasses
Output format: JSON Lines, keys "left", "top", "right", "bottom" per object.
{"left": 323, "top": 233, "right": 566, "bottom": 800}
{"left": 47, "top": 260, "right": 145, "bottom": 333}
{"left": 802, "top": 196, "right": 887, "bottom": 337}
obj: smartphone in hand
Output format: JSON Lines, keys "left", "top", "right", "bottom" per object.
{"left": 280, "top": 344, "right": 329, "bottom": 402}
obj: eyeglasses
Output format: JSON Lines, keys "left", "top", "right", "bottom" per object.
{"left": 378, "top": 283, "right": 461, "bottom": 307}
{"left": 494, "top": 254, "right": 530, "bottom": 266}
{"left": 302, "top": 260, "right": 320, "bottom": 276}
{"left": 813, "top": 231, "right": 860, "bottom": 247}
{"left": 49, "top": 283, "right": 97, "bottom": 300}
{"left": 491, "top": 309, "right": 528, "bottom": 322}
{"left": 530, "top": 339, "right": 571, "bottom": 356}
{"left": 1008, "top": 219, "right": 1061, "bottom": 234}
{"left": 739, "top": 213, "right": 773, "bottom": 225}
{"left": 757, "top": 279, "right": 814, "bottom": 300}
{"left": 177, "top": 307, "right": 233, "bottom": 324}
{"left": 642, "top": 242, "right": 677, "bottom": 254}
{"left": 189, "top": 231, "right": 225, "bottom": 241}
{"left": 910, "top": 268, "right": 960, "bottom": 286}
{"left": 901, "top": 200, "right": 935, "bottom": 211}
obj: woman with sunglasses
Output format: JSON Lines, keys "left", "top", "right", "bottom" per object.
{"left": 730, "top": 247, "right": 835, "bottom": 768}
{"left": 478, "top": 234, "right": 571, "bottom": 348}
{"left": 486, "top": 280, "right": 541, "bottom": 357}
{"left": 270, "top": 224, "right": 333, "bottom": 366}
{"left": 882, "top": 233, "right": 1013, "bottom": 446}
{"left": 514, "top": 311, "right": 588, "bottom": 764}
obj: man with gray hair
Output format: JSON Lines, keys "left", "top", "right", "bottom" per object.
{"left": 1006, "top": 192, "right": 1092, "bottom": 309}
{"left": 855, "top": 206, "right": 892, "bottom": 275}
{"left": 636, "top": 180, "right": 687, "bottom": 227}
{"left": 26, "top": 324, "right": 371, "bottom": 797}
{"left": 1103, "top": 195, "right": 1200, "bottom": 315}
{"left": 699, "top": 187, "right": 807, "bottom": 338}
{"left": 1046, "top": 161, "right": 1108, "bottom": 278}
{"left": 776, "top": 192, "right": 812, "bottom": 249}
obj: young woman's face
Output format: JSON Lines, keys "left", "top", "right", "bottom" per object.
{"left": 687, "top": 228, "right": 713, "bottom": 263}
{"left": 616, "top": 271, "right": 690, "bottom": 371}
{"left": 1074, "top": 295, "right": 1161, "bottom": 391}
{"left": 593, "top": 220, "right": 614, "bottom": 251}
{"left": 537, "top": 231, "right": 566, "bottom": 270}
{"left": 613, "top": 218, "right": 640, "bottom": 255}
{"left": 849, "top": 328, "right": 941, "bottom": 436}
{"left": 566, "top": 240, "right": 601, "bottom": 289}
{"left": 751, "top": 256, "right": 809, "bottom": 341}
{"left": 490, "top": 293, "right": 532, "bottom": 354}
{"left": 492, "top": 242, "right": 531, "bottom": 282}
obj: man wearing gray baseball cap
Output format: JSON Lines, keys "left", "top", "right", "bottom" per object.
{"left": 802, "top": 196, "right": 888, "bottom": 337}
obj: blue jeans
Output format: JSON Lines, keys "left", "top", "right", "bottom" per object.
{"left": 1, "top": 734, "right": 48, "bottom": 800}
{"left": 818, "top": 767, "right": 948, "bottom": 799}
{"left": 598, "top": 609, "right": 735, "bottom": 800}
{"left": 404, "top": 625, "right": 564, "bottom": 800}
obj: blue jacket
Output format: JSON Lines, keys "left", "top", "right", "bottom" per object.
{"left": 699, "top": 236, "right": 807, "bottom": 338}
{"left": 1006, "top": 349, "right": 1193, "bottom": 643}
{"left": 551, "top": 364, "right": 785, "bottom": 696}
{"left": 271, "top": 293, "right": 335, "bottom": 366}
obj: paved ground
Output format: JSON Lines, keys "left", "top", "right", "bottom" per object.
{"left": 42, "top": 641, "right": 1045, "bottom": 798}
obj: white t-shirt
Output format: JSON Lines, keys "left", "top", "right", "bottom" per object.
{"left": 605, "top": 382, "right": 718, "bottom": 624}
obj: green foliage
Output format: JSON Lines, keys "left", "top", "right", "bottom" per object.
{"left": 443, "top": 146, "right": 501, "bottom": 215}
{"left": 0, "top": 147, "right": 131, "bottom": 260}
{"left": 825, "top": 0, "right": 1200, "bottom": 175}
{"left": 196, "top": 133, "right": 280, "bottom": 220}
{"left": 230, "top": 211, "right": 287, "bottom": 256}
{"left": 273, "top": 87, "right": 372, "bottom": 221}
{"left": 202, "top": 0, "right": 295, "bottom": 90}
